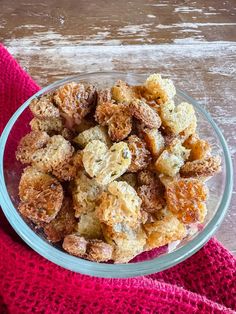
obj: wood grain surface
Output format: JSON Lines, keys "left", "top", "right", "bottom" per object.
{"left": 0, "top": 0, "right": 236, "bottom": 253}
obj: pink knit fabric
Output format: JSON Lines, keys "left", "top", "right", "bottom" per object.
{"left": 0, "top": 44, "right": 235, "bottom": 314}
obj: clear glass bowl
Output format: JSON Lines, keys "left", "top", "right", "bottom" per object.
{"left": 0, "top": 72, "right": 233, "bottom": 278}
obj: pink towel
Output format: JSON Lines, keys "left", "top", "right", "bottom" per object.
{"left": 0, "top": 44, "right": 235, "bottom": 314}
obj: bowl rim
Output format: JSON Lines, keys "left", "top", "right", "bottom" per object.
{"left": 0, "top": 71, "right": 233, "bottom": 278}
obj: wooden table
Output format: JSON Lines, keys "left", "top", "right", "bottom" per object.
{"left": 1, "top": 0, "right": 236, "bottom": 253}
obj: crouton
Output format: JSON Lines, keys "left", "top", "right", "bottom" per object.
{"left": 95, "top": 101, "right": 132, "bottom": 141}
{"left": 30, "top": 117, "right": 63, "bottom": 134}
{"left": 83, "top": 140, "right": 131, "bottom": 185}
{"left": 131, "top": 100, "right": 161, "bottom": 129}
{"left": 183, "top": 134, "right": 211, "bottom": 161}
{"left": 137, "top": 169, "right": 156, "bottom": 186}
{"left": 180, "top": 156, "right": 221, "bottom": 178}
{"left": 44, "top": 197, "right": 76, "bottom": 242}
{"left": 144, "top": 208, "right": 186, "bottom": 250}
{"left": 72, "top": 170, "right": 104, "bottom": 217}
{"left": 29, "top": 95, "right": 60, "bottom": 119}
{"left": 111, "top": 80, "right": 140, "bottom": 104}
{"left": 63, "top": 234, "right": 113, "bottom": 262}
{"left": 16, "top": 131, "right": 49, "bottom": 164}
{"left": 97, "top": 181, "right": 142, "bottom": 228}
{"left": 73, "top": 125, "right": 111, "bottom": 148}
{"left": 86, "top": 239, "right": 113, "bottom": 262}
{"left": 62, "top": 234, "right": 87, "bottom": 257}
{"left": 155, "top": 139, "right": 190, "bottom": 176}
{"left": 76, "top": 210, "right": 102, "bottom": 239}
{"left": 127, "top": 135, "right": 151, "bottom": 172}
{"left": 19, "top": 167, "right": 63, "bottom": 223}
{"left": 144, "top": 73, "right": 176, "bottom": 103}
{"left": 165, "top": 178, "right": 208, "bottom": 223}
{"left": 102, "top": 224, "right": 146, "bottom": 263}
{"left": 160, "top": 101, "right": 196, "bottom": 135}
{"left": 31, "top": 135, "right": 74, "bottom": 173}
{"left": 143, "top": 128, "right": 165, "bottom": 157}
{"left": 97, "top": 88, "right": 112, "bottom": 105}
{"left": 54, "top": 82, "right": 96, "bottom": 126}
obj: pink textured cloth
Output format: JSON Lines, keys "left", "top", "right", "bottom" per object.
{"left": 0, "top": 44, "right": 235, "bottom": 314}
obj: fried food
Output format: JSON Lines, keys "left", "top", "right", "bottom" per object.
{"left": 16, "top": 131, "right": 49, "bottom": 164}
{"left": 180, "top": 156, "right": 221, "bottom": 178}
{"left": 76, "top": 210, "right": 102, "bottom": 239}
{"left": 111, "top": 80, "right": 140, "bottom": 104}
{"left": 82, "top": 140, "right": 131, "bottom": 185}
{"left": 127, "top": 135, "right": 151, "bottom": 172}
{"left": 73, "top": 125, "right": 111, "bottom": 148}
{"left": 131, "top": 100, "right": 161, "bottom": 129}
{"left": 183, "top": 134, "right": 211, "bottom": 161}
{"left": 19, "top": 167, "right": 63, "bottom": 223}
{"left": 143, "top": 128, "right": 165, "bottom": 157}
{"left": 165, "top": 178, "right": 208, "bottom": 223}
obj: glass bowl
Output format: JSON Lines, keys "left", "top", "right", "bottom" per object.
{"left": 0, "top": 72, "right": 233, "bottom": 278}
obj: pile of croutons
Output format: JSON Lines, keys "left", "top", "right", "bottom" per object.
{"left": 16, "top": 74, "right": 221, "bottom": 263}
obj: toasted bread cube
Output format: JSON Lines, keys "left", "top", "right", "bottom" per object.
{"left": 19, "top": 167, "right": 63, "bottom": 223}
{"left": 143, "top": 128, "right": 165, "bottom": 157}
{"left": 44, "top": 197, "right": 76, "bottom": 242}
{"left": 16, "top": 131, "right": 50, "bottom": 164}
{"left": 160, "top": 101, "right": 196, "bottom": 135}
{"left": 29, "top": 95, "right": 60, "bottom": 119}
{"left": 30, "top": 117, "right": 63, "bottom": 133}
{"left": 111, "top": 80, "right": 140, "bottom": 104}
{"left": 83, "top": 140, "right": 131, "bottom": 185}
{"left": 102, "top": 224, "right": 146, "bottom": 263}
{"left": 73, "top": 125, "right": 111, "bottom": 148}
{"left": 76, "top": 210, "right": 102, "bottom": 239}
{"left": 86, "top": 240, "right": 113, "bottom": 262}
{"left": 180, "top": 156, "right": 221, "bottom": 178}
{"left": 131, "top": 100, "right": 161, "bottom": 129}
{"left": 127, "top": 135, "right": 151, "bottom": 172}
{"left": 62, "top": 234, "right": 87, "bottom": 257}
{"left": 183, "top": 134, "right": 211, "bottom": 161}
{"left": 72, "top": 170, "right": 104, "bottom": 217}
{"left": 31, "top": 135, "right": 74, "bottom": 173}
{"left": 144, "top": 73, "right": 176, "bottom": 103}
{"left": 97, "top": 181, "right": 142, "bottom": 228}
{"left": 155, "top": 139, "right": 190, "bottom": 177}
{"left": 165, "top": 178, "right": 208, "bottom": 223}
{"left": 144, "top": 208, "right": 186, "bottom": 250}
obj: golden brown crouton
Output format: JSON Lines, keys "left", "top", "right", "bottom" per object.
{"left": 72, "top": 171, "right": 104, "bottom": 217}
{"left": 97, "top": 181, "right": 142, "bottom": 229}
{"left": 180, "top": 156, "right": 221, "bottom": 178}
{"left": 131, "top": 100, "right": 161, "bottom": 129}
{"left": 86, "top": 239, "right": 113, "bottom": 262}
{"left": 43, "top": 197, "right": 76, "bottom": 242}
{"left": 83, "top": 140, "right": 131, "bottom": 185}
{"left": 183, "top": 134, "right": 211, "bottom": 161}
{"left": 16, "top": 131, "right": 50, "bottom": 164}
{"left": 19, "top": 167, "right": 63, "bottom": 223}
{"left": 155, "top": 139, "right": 190, "bottom": 177}
{"left": 30, "top": 117, "right": 63, "bottom": 134}
{"left": 143, "top": 128, "right": 165, "bottom": 157}
{"left": 144, "top": 208, "right": 186, "bottom": 250}
{"left": 97, "top": 88, "right": 112, "bottom": 105}
{"left": 62, "top": 234, "right": 113, "bottom": 262}
{"left": 102, "top": 224, "right": 146, "bottom": 263}
{"left": 95, "top": 101, "right": 132, "bottom": 141}
{"left": 76, "top": 210, "right": 102, "bottom": 239}
{"left": 52, "top": 150, "right": 83, "bottom": 181}
{"left": 29, "top": 95, "right": 60, "bottom": 119}
{"left": 160, "top": 101, "right": 196, "bottom": 135}
{"left": 73, "top": 125, "right": 111, "bottom": 148}
{"left": 54, "top": 82, "right": 96, "bottom": 126}
{"left": 137, "top": 179, "right": 166, "bottom": 214}
{"left": 31, "top": 135, "right": 74, "bottom": 173}
{"left": 144, "top": 74, "right": 176, "bottom": 103}
{"left": 137, "top": 169, "right": 156, "bottom": 186}
{"left": 165, "top": 178, "right": 208, "bottom": 223}
{"left": 111, "top": 80, "right": 140, "bottom": 104}
{"left": 127, "top": 135, "right": 151, "bottom": 172}
{"left": 62, "top": 234, "right": 87, "bottom": 257}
